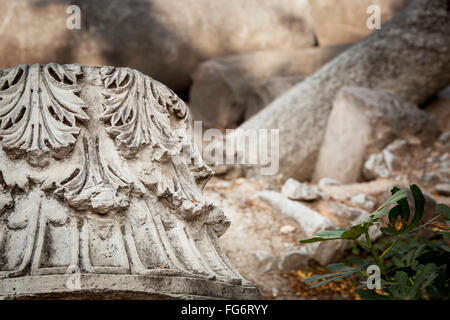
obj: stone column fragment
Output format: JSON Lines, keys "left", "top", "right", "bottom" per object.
{"left": 0, "top": 64, "right": 260, "bottom": 299}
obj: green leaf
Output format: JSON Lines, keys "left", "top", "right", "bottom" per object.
{"left": 380, "top": 226, "right": 397, "bottom": 235}
{"left": 304, "top": 271, "right": 349, "bottom": 283}
{"left": 404, "top": 184, "right": 424, "bottom": 232}
{"left": 346, "top": 255, "right": 366, "bottom": 266}
{"left": 415, "top": 263, "right": 437, "bottom": 288}
{"left": 391, "top": 186, "right": 411, "bottom": 222}
{"left": 299, "top": 237, "right": 336, "bottom": 244}
{"left": 398, "top": 194, "right": 411, "bottom": 222}
{"left": 403, "top": 244, "right": 426, "bottom": 267}
{"left": 304, "top": 266, "right": 359, "bottom": 285}
{"left": 308, "top": 271, "right": 356, "bottom": 288}
{"left": 395, "top": 271, "right": 409, "bottom": 286}
{"left": 299, "top": 229, "right": 346, "bottom": 244}
{"left": 409, "top": 263, "right": 438, "bottom": 299}
{"left": 387, "top": 266, "right": 415, "bottom": 278}
{"left": 375, "top": 188, "right": 407, "bottom": 213}
{"left": 371, "top": 209, "right": 389, "bottom": 220}
{"left": 315, "top": 229, "right": 346, "bottom": 238}
{"left": 342, "top": 225, "right": 368, "bottom": 240}
{"left": 388, "top": 206, "right": 401, "bottom": 225}
{"left": 391, "top": 186, "right": 400, "bottom": 195}
{"left": 390, "top": 271, "right": 412, "bottom": 299}
{"left": 425, "top": 272, "right": 450, "bottom": 300}
{"left": 362, "top": 209, "right": 388, "bottom": 225}
{"left": 436, "top": 204, "right": 450, "bottom": 220}
{"left": 327, "top": 263, "right": 356, "bottom": 272}
{"left": 421, "top": 271, "right": 439, "bottom": 291}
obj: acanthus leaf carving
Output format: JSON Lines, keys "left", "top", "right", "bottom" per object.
{"left": 150, "top": 78, "right": 187, "bottom": 119}
{"left": 98, "top": 67, "right": 220, "bottom": 223}
{"left": 0, "top": 64, "right": 88, "bottom": 167}
{"left": 99, "top": 67, "right": 187, "bottom": 159}
{"left": 53, "top": 136, "right": 145, "bottom": 215}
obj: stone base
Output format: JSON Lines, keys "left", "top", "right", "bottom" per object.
{"left": 0, "top": 274, "right": 261, "bottom": 300}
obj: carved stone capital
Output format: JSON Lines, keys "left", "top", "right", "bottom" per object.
{"left": 0, "top": 64, "right": 259, "bottom": 299}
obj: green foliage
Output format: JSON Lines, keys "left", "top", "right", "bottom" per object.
{"left": 299, "top": 184, "right": 450, "bottom": 300}
{"left": 303, "top": 264, "right": 361, "bottom": 288}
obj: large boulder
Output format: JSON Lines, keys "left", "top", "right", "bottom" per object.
{"left": 0, "top": 0, "right": 315, "bottom": 91}
{"left": 244, "top": 76, "right": 306, "bottom": 124}
{"left": 192, "top": 75, "right": 305, "bottom": 128}
{"left": 222, "top": 0, "right": 450, "bottom": 181}
{"left": 189, "top": 45, "right": 349, "bottom": 127}
{"left": 313, "top": 87, "right": 439, "bottom": 183}
{"left": 308, "top": 0, "right": 413, "bottom": 46}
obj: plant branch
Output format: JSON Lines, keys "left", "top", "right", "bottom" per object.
{"left": 408, "top": 214, "right": 442, "bottom": 234}
{"left": 365, "top": 231, "right": 386, "bottom": 276}
{"left": 359, "top": 270, "right": 370, "bottom": 278}
{"left": 354, "top": 239, "right": 368, "bottom": 250}
{"left": 380, "top": 238, "right": 400, "bottom": 260}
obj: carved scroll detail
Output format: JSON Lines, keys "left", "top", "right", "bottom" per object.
{"left": 0, "top": 64, "right": 88, "bottom": 167}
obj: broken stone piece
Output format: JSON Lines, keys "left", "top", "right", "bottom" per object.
{"left": 281, "top": 178, "right": 321, "bottom": 201}
{"left": 314, "top": 86, "right": 439, "bottom": 183}
{"left": 439, "top": 131, "right": 450, "bottom": 145}
{"left": 349, "top": 194, "right": 366, "bottom": 207}
{"left": 257, "top": 191, "right": 335, "bottom": 238}
{"left": 280, "top": 225, "right": 296, "bottom": 234}
{"left": 318, "top": 178, "right": 341, "bottom": 187}
{"left": 189, "top": 45, "right": 348, "bottom": 127}
{"left": 363, "top": 153, "right": 391, "bottom": 180}
{"left": 420, "top": 172, "right": 441, "bottom": 185}
{"left": 279, "top": 238, "right": 347, "bottom": 271}
{"left": 0, "top": 63, "right": 259, "bottom": 299}
{"left": 435, "top": 184, "right": 450, "bottom": 196}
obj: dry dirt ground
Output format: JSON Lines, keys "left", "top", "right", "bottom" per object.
{"left": 208, "top": 176, "right": 395, "bottom": 299}
{"left": 207, "top": 137, "right": 449, "bottom": 300}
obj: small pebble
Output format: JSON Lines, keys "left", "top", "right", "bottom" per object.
{"left": 318, "top": 178, "right": 341, "bottom": 187}
{"left": 280, "top": 225, "right": 296, "bottom": 234}
{"left": 272, "top": 288, "right": 279, "bottom": 297}
{"left": 350, "top": 194, "right": 366, "bottom": 206}
{"left": 435, "top": 184, "right": 450, "bottom": 196}
{"left": 364, "top": 201, "right": 376, "bottom": 211}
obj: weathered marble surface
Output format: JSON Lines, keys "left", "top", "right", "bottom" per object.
{"left": 0, "top": 63, "right": 260, "bottom": 299}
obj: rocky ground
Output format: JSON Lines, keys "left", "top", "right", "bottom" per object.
{"left": 209, "top": 128, "right": 450, "bottom": 299}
